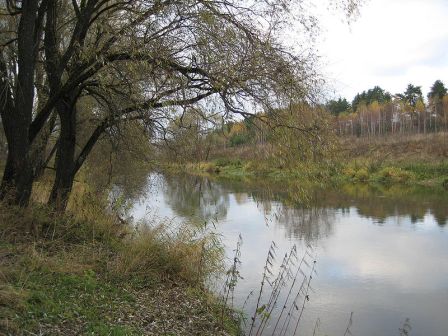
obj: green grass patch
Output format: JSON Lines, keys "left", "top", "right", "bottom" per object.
{"left": 399, "top": 161, "right": 448, "bottom": 179}
{"left": 13, "top": 270, "right": 140, "bottom": 334}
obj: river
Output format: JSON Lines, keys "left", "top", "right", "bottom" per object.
{"left": 130, "top": 173, "right": 448, "bottom": 336}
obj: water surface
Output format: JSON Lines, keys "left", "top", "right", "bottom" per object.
{"left": 131, "top": 173, "right": 448, "bottom": 336}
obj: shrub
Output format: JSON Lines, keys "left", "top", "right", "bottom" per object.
{"left": 342, "top": 166, "right": 369, "bottom": 182}
{"left": 202, "top": 162, "right": 219, "bottom": 173}
{"left": 229, "top": 133, "right": 250, "bottom": 147}
{"left": 214, "top": 158, "right": 242, "bottom": 168}
{"left": 375, "top": 167, "right": 415, "bottom": 184}
{"left": 342, "top": 167, "right": 357, "bottom": 178}
{"left": 354, "top": 168, "right": 369, "bottom": 182}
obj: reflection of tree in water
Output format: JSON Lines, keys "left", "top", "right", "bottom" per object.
{"left": 217, "top": 180, "right": 336, "bottom": 242}
{"left": 271, "top": 204, "right": 336, "bottom": 242}
{"left": 162, "top": 174, "right": 229, "bottom": 223}
{"left": 333, "top": 184, "right": 448, "bottom": 227}
{"left": 108, "top": 164, "right": 154, "bottom": 218}
{"left": 225, "top": 178, "right": 448, "bottom": 229}
{"left": 157, "top": 173, "right": 448, "bottom": 231}
{"left": 112, "top": 169, "right": 153, "bottom": 203}
{"left": 432, "top": 210, "right": 447, "bottom": 227}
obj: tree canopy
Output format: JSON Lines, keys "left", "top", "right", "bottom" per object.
{"left": 396, "top": 84, "right": 423, "bottom": 108}
{"left": 352, "top": 86, "right": 392, "bottom": 111}
{"left": 428, "top": 80, "right": 447, "bottom": 100}
{"left": 327, "top": 98, "right": 351, "bottom": 115}
{"left": 0, "top": 0, "right": 363, "bottom": 209}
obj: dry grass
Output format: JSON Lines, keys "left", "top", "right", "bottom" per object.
{"left": 339, "top": 132, "right": 448, "bottom": 163}
{"left": 0, "top": 189, "right": 237, "bottom": 335}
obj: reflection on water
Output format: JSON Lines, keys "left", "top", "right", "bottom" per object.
{"left": 162, "top": 174, "right": 229, "bottom": 223}
{"left": 131, "top": 173, "right": 448, "bottom": 336}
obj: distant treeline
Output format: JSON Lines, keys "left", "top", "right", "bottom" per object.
{"left": 154, "top": 81, "right": 448, "bottom": 164}
{"left": 327, "top": 80, "right": 448, "bottom": 136}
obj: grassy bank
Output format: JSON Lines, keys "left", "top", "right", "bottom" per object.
{"left": 0, "top": 198, "right": 240, "bottom": 335}
{"left": 338, "top": 133, "right": 448, "bottom": 187}
{"left": 165, "top": 133, "right": 448, "bottom": 189}
{"left": 165, "top": 158, "right": 448, "bottom": 188}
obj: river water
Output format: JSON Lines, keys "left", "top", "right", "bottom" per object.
{"left": 130, "top": 173, "right": 448, "bottom": 336}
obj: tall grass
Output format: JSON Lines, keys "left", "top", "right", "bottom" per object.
{"left": 0, "top": 188, "right": 235, "bottom": 335}
{"left": 248, "top": 241, "right": 278, "bottom": 336}
{"left": 222, "top": 234, "right": 243, "bottom": 310}
{"left": 222, "top": 239, "right": 317, "bottom": 336}
{"left": 0, "top": 200, "right": 224, "bottom": 286}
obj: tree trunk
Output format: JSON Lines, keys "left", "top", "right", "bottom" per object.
{"left": 0, "top": 0, "right": 41, "bottom": 206}
{"left": 0, "top": 119, "right": 34, "bottom": 205}
{"left": 48, "top": 102, "right": 77, "bottom": 211}
{"left": 31, "top": 112, "right": 57, "bottom": 179}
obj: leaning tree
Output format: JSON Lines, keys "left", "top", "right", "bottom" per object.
{"left": 0, "top": 0, "right": 362, "bottom": 210}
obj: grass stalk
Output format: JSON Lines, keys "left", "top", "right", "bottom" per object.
{"left": 292, "top": 260, "right": 317, "bottom": 335}
{"left": 248, "top": 241, "right": 277, "bottom": 336}
{"left": 271, "top": 247, "right": 312, "bottom": 335}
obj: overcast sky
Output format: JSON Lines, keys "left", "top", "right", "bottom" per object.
{"left": 316, "top": 0, "right": 448, "bottom": 101}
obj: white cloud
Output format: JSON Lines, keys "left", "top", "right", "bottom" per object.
{"left": 316, "top": 0, "right": 448, "bottom": 100}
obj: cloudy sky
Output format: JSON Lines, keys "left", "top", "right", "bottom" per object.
{"left": 316, "top": 0, "right": 448, "bottom": 101}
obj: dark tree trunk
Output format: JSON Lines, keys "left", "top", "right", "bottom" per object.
{"left": 31, "top": 112, "right": 57, "bottom": 179}
{"left": 0, "top": 0, "right": 40, "bottom": 205}
{"left": 0, "top": 121, "right": 34, "bottom": 205}
{"left": 48, "top": 101, "right": 77, "bottom": 211}
{"left": 48, "top": 106, "right": 111, "bottom": 211}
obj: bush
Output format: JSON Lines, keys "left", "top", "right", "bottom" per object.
{"left": 342, "top": 167, "right": 357, "bottom": 178}
{"left": 342, "top": 166, "right": 369, "bottom": 182}
{"left": 229, "top": 133, "right": 250, "bottom": 147}
{"left": 375, "top": 167, "right": 415, "bottom": 184}
{"left": 198, "top": 162, "right": 220, "bottom": 173}
{"left": 403, "top": 162, "right": 448, "bottom": 179}
{"left": 214, "top": 158, "right": 242, "bottom": 168}
{"left": 354, "top": 168, "right": 369, "bottom": 182}
{"left": 185, "top": 162, "right": 220, "bottom": 173}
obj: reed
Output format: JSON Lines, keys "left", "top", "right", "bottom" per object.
{"left": 291, "top": 260, "right": 316, "bottom": 335}
{"left": 221, "top": 234, "right": 243, "bottom": 325}
{"left": 399, "top": 318, "right": 412, "bottom": 336}
{"left": 256, "top": 245, "right": 298, "bottom": 335}
{"left": 278, "top": 276, "right": 307, "bottom": 336}
{"left": 248, "top": 241, "right": 278, "bottom": 336}
{"left": 312, "top": 318, "right": 321, "bottom": 336}
{"left": 271, "top": 246, "right": 313, "bottom": 335}
{"left": 343, "top": 312, "right": 354, "bottom": 336}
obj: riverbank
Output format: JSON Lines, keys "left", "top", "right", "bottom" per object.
{"left": 0, "top": 200, "right": 239, "bottom": 335}
{"left": 165, "top": 133, "right": 448, "bottom": 189}
{"left": 165, "top": 159, "right": 448, "bottom": 188}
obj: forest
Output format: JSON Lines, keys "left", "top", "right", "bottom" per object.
{"left": 330, "top": 82, "right": 448, "bottom": 136}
